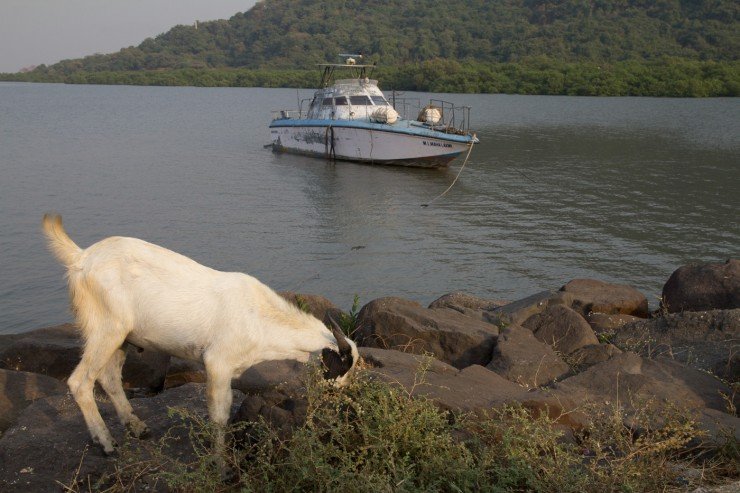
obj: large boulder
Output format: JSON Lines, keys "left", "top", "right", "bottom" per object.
{"left": 0, "top": 325, "right": 170, "bottom": 391}
{"left": 568, "top": 344, "right": 622, "bottom": 370}
{"left": 0, "top": 325, "right": 81, "bottom": 379}
{"left": 355, "top": 297, "right": 499, "bottom": 368}
{"left": 488, "top": 290, "right": 557, "bottom": 326}
{"left": 662, "top": 260, "right": 740, "bottom": 313}
{"left": 550, "top": 352, "right": 740, "bottom": 450}
{"left": 428, "top": 292, "right": 508, "bottom": 322}
{"left": 486, "top": 325, "right": 570, "bottom": 388}
{"left": 164, "top": 358, "right": 312, "bottom": 393}
{"left": 360, "top": 348, "right": 583, "bottom": 428}
{"left": 522, "top": 304, "right": 600, "bottom": 354}
{"left": 488, "top": 282, "right": 648, "bottom": 330}
{"left": 586, "top": 313, "right": 643, "bottom": 334}
{"left": 0, "top": 383, "right": 242, "bottom": 492}
{"left": 610, "top": 309, "right": 740, "bottom": 383}
{"left": 0, "top": 369, "right": 68, "bottom": 433}
{"left": 232, "top": 359, "right": 308, "bottom": 393}
{"left": 0, "top": 334, "right": 24, "bottom": 355}
{"left": 560, "top": 279, "right": 649, "bottom": 318}
{"left": 551, "top": 352, "right": 737, "bottom": 414}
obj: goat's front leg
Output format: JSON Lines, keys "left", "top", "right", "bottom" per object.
{"left": 203, "top": 355, "right": 234, "bottom": 458}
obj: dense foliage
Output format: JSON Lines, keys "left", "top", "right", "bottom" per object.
{"left": 3, "top": 0, "right": 739, "bottom": 95}
{"left": 6, "top": 58, "right": 737, "bottom": 96}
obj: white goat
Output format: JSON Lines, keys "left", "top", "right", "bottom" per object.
{"left": 42, "top": 214, "right": 359, "bottom": 455}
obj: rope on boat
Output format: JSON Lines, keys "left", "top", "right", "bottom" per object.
{"left": 421, "top": 133, "right": 476, "bottom": 207}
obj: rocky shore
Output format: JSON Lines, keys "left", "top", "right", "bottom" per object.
{"left": 0, "top": 259, "right": 738, "bottom": 491}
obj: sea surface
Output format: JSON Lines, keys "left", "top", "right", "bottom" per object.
{"left": 1, "top": 82, "right": 738, "bottom": 334}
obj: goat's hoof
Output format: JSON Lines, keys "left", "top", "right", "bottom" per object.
{"left": 91, "top": 437, "right": 118, "bottom": 457}
{"left": 138, "top": 426, "right": 151, "bottom": 440}
{"left": 101, "top": 443, "right": 118, "bottom": 458}
{"left": 126, "top": 422, "right": 150, "bottom": 440}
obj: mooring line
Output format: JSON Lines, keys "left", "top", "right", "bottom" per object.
{"left": 421, "top": 134, "right": 476, "bottom": 207}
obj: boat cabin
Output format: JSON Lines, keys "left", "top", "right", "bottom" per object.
{"left": 306, "top": 78, "right": 391, "bottom": 121}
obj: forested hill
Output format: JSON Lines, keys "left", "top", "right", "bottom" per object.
{"left": 7, "top": 0, "right": 740, "bottom": 96}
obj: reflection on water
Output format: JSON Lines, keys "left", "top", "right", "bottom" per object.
{"left": 1, "top": 83, "right": 738, "bottom": 333}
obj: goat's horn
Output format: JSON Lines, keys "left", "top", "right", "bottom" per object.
{"left": 328, "top": 316, "right": 352, "bottom": 355}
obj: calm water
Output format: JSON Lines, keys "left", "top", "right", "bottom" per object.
{"left": 1, "top": 83, "right": 738, "bottom": 334}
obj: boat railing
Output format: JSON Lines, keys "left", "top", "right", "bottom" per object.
{"left": 271, "top": 109, "right": 302, "bottom": 120}
{"left": 388, "top": 97, "right": 420, "bottom": 121}
{"left": 272, "top": 97, "right": 316, "bottom": 120}
{"left": 430, "top": 99, "right": 473, "bottom": 135}
{"left": 390, "top": 96, "right": 473, "bottom": 135}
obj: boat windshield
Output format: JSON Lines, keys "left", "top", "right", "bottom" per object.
{"left": 371, "top": 95, "right": 390, "bottom": 106}
{"left": 335, "top": 96, "right": 348, "bottom": 105}
{"left": 350, "top": 95, "right": 372, "bottom": 105}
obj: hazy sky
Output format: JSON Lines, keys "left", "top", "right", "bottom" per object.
{"left": 0, "top": 1, "right": 258, "bottom": 73}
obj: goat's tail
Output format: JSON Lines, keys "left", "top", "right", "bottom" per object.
{"left": 42, "top": 214, "right": 82, "bottom": 267}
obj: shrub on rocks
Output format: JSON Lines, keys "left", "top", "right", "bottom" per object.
{"left": 21, "top": 359, "right": 730, "bottom": 493}
{"left": 662, "top": 259, "right": 740, "bottom": 313}
{"left": 2, "top": 348, "right": 738, "bottom": 492}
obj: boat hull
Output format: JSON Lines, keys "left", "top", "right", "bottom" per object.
{"left": 269, "top": 119, "right": 474, "bottom": 168}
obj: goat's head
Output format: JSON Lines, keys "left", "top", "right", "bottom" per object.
{"left": 322, "top": 317, "right": 359, "bottom": 387}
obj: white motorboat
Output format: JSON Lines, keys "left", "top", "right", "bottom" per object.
{"left": 269, "top": 56, "right": 478, "bottom": 168}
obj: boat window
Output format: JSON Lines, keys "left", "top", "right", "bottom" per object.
{"left": 322, "top": 98, "right": 333, "bottom": 106}
{"left": 334, "top": 96, "right": 348, "bottom": 105}
{"left": 371, "top": 96, "right": 390, "bottom": 106}
{"left": 350, "top": 95, "right": 372, "bottom": 105}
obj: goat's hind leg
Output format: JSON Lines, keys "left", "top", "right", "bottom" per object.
{"left": 67, "top": 329, "right": 127, "bottom": 455}
{"left": 97, "top": 347, "right": 150, "bottom": 439}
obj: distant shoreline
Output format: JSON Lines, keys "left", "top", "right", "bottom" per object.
{"left": 2, "top": 58, "right": 738, "bottom": 97}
